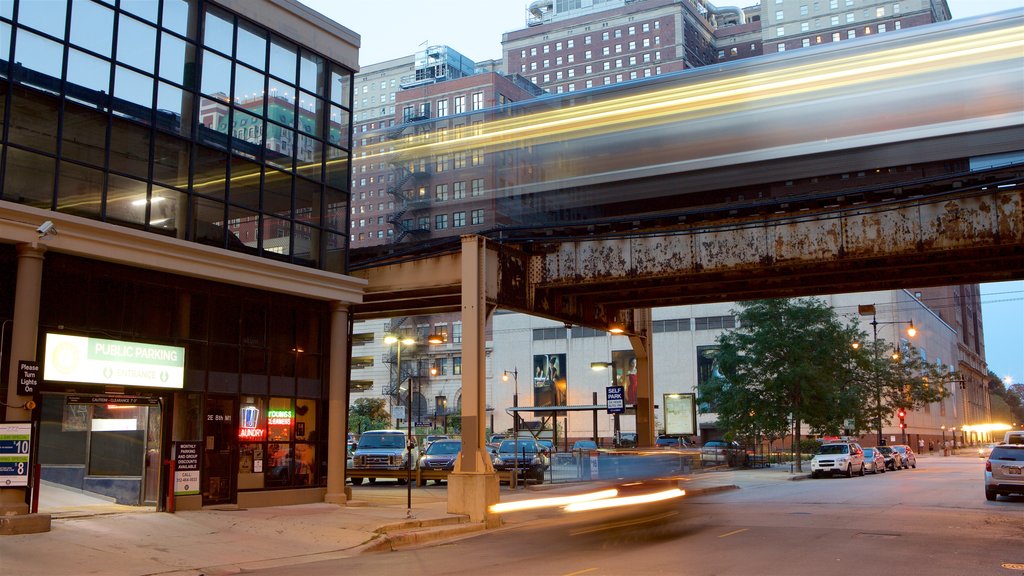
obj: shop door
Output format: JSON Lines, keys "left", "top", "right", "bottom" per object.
{"left": 142, "top": 402, "right": 163, "bottom": 505}
{"left": 203, "top": 396, "right": 237, "bottom": 506}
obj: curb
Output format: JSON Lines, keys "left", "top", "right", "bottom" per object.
{"left": 360, "top": 521, "right": 487, "bottom": 553}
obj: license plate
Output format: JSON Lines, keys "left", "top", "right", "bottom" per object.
{"left": 1008, "top": 467, "right": 1021, "bottom": 475}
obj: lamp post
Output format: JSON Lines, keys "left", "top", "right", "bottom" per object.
{"left": 941, "top": 425, "right": 947, "bottom": 456}
{"left": 502, "top": 368, "right": 520, "bottom": 489}
{"left": 858, "top": 305, "right": 916, "bottom": 446}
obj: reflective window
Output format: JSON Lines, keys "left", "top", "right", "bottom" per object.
{"left": 148, "top": 184, "right": 182, "bottom": 234}
{"left": 8, "top": 86, "right": 59, "bottom": 152}
{"left": 294, "top": 175, "right": 321, "bottom": 223}
{"left": 263, "top": 168, "right": 292, "bottom": 214}
{"left": 233, "top": 63, "right": 265, "bottom": 112}
{"left": 193, "top": 145, "right": 228, "bottom": 199}
{"left": 231, "top": 108, "right": 262, "bottom": 159}
{"left": 267, "top": 76, "right": 297, "bottom": 113}
{"left": 262, "top": 214, "right": 291, "bottom": 256}
{"left": 18, "top": 0, "right": 67, "bottom": 38}
{"left": 117, "top": 14, "right": 157, "bottom": 73}
{"left": 121, "top": 0, "right": 158, "bottom": 24}
{"left": 113, "top": 65, "right": 155, "bottom": 123}
{"left": 105, "top": 172, "right": 150, "bottom": 226}
{"left": 236, "top": 19, "right": 266, "bottom": 70}
{"left": 3, "top": 147, "right": 56, "bottom": 207}
{"left": 269, "top": 37, "right": 297, "bottom": 83}
{"left": 296, "top": 91, "right": 322, "bottom": 138}
{"left": 162, "top": 0, "right": 193, "bottom": 37}
{"left": 298, "top": 49, "right": 322, "bottom": 95}
{"left": 70, "top": 0, "right": 114, "bottom": 57}
{"left": 109, "top": 117, "right": 152, "bottom": 178}
{"left": 152, "top": 132, "right": 190, "bottom": 189}
{"left": 0, "top": 22, "right": 9, "bottom": 69}
{"left": 192, "top": 195, "right": 226, "bottom": 245}
{"left": 57, "top": 160, "right": 105, "bottom": 219}
{"left": 62, "top": 101, "right": 108, "bottom": 166}
{"left": 295, "top": 141, "right": 321, "bottom": 182}
{"left": 200, "top": 50, "right": 231, "bottom": 96}
{"left": 159, "top": 33, "right": 196, "bottom": 88}
{"left": 14, "top": 29, "right": 64, "bottom": 93}
{"left": 329, "top": 66, "right": 350, "bottom": 108}
{"left": 229, "top": 156, "right": 261, "bottom": 209}
{"left": 66, "top": 48, "right": 111, "bottom": 108}
{"left": 265, "top": 122, "right": 294, "bottom": 170}
{"left": 156, "top": 81, "right": 192, "bottom": 137}
{"left": 203, "top": 5, "right": 233, "bottom": 55}
{"left": 1, "top": 0, "right": 12, "bottom": 19}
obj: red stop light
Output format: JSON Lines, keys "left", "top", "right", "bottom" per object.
{"left": 899, "top": 422, "right": 906, "bottom": 429}
{"left": 897, "top": 408, "right": 906, "bottom": 419}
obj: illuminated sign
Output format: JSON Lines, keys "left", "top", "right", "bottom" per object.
{"left": 267, "top": 410, "right": 293, "bottom": 426}
{"left": 43, "top": 334, "right": 185, "bottom": 389}
{"left": 239, "top": 406, "right": 265, "bottom": 440}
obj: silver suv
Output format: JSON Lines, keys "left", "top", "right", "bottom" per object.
{"left": 984, "top": 444, "right": 1024, "bottom": 501}
{"left": 349, "top": 429, "right": 417, "bottom": 485}
{"left": 810, "top": 442, "right": 866, "bottom": 478}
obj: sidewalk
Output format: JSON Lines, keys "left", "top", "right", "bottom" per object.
{"left": 0, "top": 466, "right": 803, "bottom": 576}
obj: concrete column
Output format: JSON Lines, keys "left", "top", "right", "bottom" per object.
{"left": 628, "top": 309, "right": 654, "bottom": 447}
{"left": 0, "top": 244, "right": 50, "bottom": 534}
{"left": 324, "top": 302, "right": 350, "bottom": 505}
{"left": 449, "top": 236, "right": 498, "bottom": 523}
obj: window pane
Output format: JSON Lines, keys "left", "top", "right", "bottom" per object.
{"left": 153, "top": 131, "right": 190, "bottom": 188}
{"left": 328, "top": 105, "right": 348, "bottom": 148}
{"left": 236, "top": 19, "right": 266, "bottom": 70}
{"left": 267, "top": 76, "right": 296, "bottom": 122}
{"left": 117, "top": 14, "right": 157, "bottom": 73}
{"left": 159, "top": 33, "right": 196, "bottom": 89}
{"left": 109, "top": 117, "right": 151, "bottom": 178}
{"left": 13, "top": 28, "right": 64, "bottom": 93}
{"left": 297, "top": 91, "right": 321, "bottom": 138}
{"left": 8, "top": 86, "right": 59, "bottom": 152}
{"left": 323, "top": 186, "right": 347, "bottom": 231}
{"left": 113, "top": 65, "right": 154, "bottom": 123}
{"left": 70, "top": 0, "right": 114, "bottom": 56}
{"left": 3, "top": 147, "right": 55, "bottom": 207}
{"left": 200, "top": 49, "right": 230, "bottom": 96}
{"left": 265, "top": 122, "right": 293, "bottom": 170}
{"left": 226, "top": 204, "right": 259, "bottom": 255}
{"left": 192, "top": 195, "right": 226, "bottom": 246}
{"left": 329, "top": 65, "right": 350, "bottom": 108}
{"left": 156, "top": 82, "right": 192, "bottom": 137}
{"left": 269, "top": 36, "right": 296, "bottom": 83}
{"left": 263, "top": 214, "right": 291, "bottom": 256}
{"left": 231, "top": 108, "right": 262, "bottom": 159}
{"left": 324, "top": 145, "right": 347, "bottom": 189}
{"left": 0, "top": 22, "right": 9, "bottom": 73}
{"left": 162, "top": 0, "right": 194, "bottom": 37}
{"left": 121, "top": 0, "right": 158, "bottom": 23}
{"left": 104, "top": 172, "right": 150, "bottom": 226}
{"left": 298, "top": 49, "right": 322, "bottom": 95}
{"left": 233, "top": 63, "right": 264, "bottom": 113}
{"left": 295, "top": 140, "right": 321, "bottom": 182}
{"left": 18, "top": 0, "right": 67, "bottom": 38}
{"left": 56, "top": 160, "right": 105, "bottom": 219}
{"left": 228, "top": 155, "right": 260, "bottom": 209}
{"left": 198, "top": 95, "right": 229, "bottom": 149}
{"left": 202, "top": 5, "right": 233, "bottom": 55}
{"left": 294, "top": 176, "right": 320, "bottom": 226}
{"left": 66, "top": 48, "right": 111, "bottom": 109}
{"left": 145, "top": 193, "right": 183, "bottom": 241}
{"left": 62, "top": 100, "right": 108, "bottom": 167}
{"left": 1, "top": 0, "right": 12, "bottom": 19}
{"left": 193, "top": 144, "right": 227, "bottom": 199}
{"left": 322, "top": 231, "right": 345, "bottom": 272}
{"left": 264, "top": 167, "right": 291, "bottom": 215}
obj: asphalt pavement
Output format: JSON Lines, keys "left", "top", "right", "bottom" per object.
{"left": 0, "top": 452, "right": 963, "bottom": 576}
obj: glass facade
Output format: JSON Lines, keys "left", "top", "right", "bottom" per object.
{"left": 0, "top": 0, "right": 354, "bottom": 272}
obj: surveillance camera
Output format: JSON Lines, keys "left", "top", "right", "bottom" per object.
{"left": 36, "top": 220, "right": 56, "bottom": 237}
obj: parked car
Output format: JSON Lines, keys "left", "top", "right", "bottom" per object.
{"left": 349, "top": 429, "right": 417, "bottom": 485}
{"left": 810, "top": 442, "right": 865, "bottom": 478}
{"left": 493, "top": 439, "right": 547, "bottom": 483}
{"left": 487, "top": 434, "right": 508, "bottom": 449}
{"left": 418, "top": 439, "right": 461, "bottom": 483}
{"left": 421, "top": 434, "right": 450, "bottom": 450}
{"left": 978, "top": 443, "right": 999, "bottom": 458}
{"left": 862, "top": 447, "right": 887, "bottom": 474}
{"left": 1004, "top": 430, "right": 1024, "bottom": 445}
{"left": 655, "top": 435, "right": 687, "bottom": 449}
{"left": 984, "top": 444, "right": 1024, "bottom": 501}
{"left": 616, "top": 432, "right": 638, "bottom": 448}
{"left": 891, "top": 444, "right": 917, "bottom": 469}
{"left": 700, "top": 440, "right": 747, "bottom": 466}
{"left": 877, "top": 446, "right": 903, "bottom": 471}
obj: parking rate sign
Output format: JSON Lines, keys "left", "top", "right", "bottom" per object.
{"left": 0, "top": 423, "right": 32, "bottom": 487}
{"left": 607, "top": 386, "right": 625, "bottom": 414}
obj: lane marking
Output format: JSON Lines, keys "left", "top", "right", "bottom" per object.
{"left": 718, "top": 528, "right": 749, "bottom": 538}
{"left": 565, "top": 569, "right": 598, "bottom": 576}
{"left": 1001, "top": 563, "right": 1024, "bottom": 570}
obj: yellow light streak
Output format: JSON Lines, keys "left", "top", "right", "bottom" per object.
{"left": 961, "top": 423, "right": 1013, "bottom": 433}
{"left": 488, "top": 488, "right": 620, "bottom": 514}
{"left": 563, "top": 488, "right": 685, "bottom": 512}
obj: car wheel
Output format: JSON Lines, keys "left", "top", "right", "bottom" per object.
{"left": 351, "top": 477, "right": 363, "bottom": 486}
{"left": 845, "top": 464, "right": 853, "bottom": 478}
{"left": 985, "top": 488, "right": 998, "bottom": 501}
{"left": 880, "top": 466, "right": 886, "bottom": 473}
{"left": 858, "top": 463, "right": 865, "bottom": 476}
{"left": 397, "top": 478, "right": 407, "bottom": 485}
{"left": 368, "top": 477, "right": 377, "bottom": 484}
{"left": 810, "top": 471, "right": 819, "bottom": 479}
{"left": 911, "top": 462, "right": 916, "bottom": 469}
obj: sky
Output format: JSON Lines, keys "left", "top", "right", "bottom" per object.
{"left": 299, "top": 0, "right": 1024, "bottom": 387}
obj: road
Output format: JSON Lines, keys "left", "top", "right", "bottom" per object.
{"left": 257, "top": 456, "right": 1024, "bottom": 576}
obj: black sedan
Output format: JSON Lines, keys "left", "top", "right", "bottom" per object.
{"left": 493, "top": 439, "right": 547, "bottom": 483}
{"left": 418, "top": 439, "right": 462, "bottom": 481}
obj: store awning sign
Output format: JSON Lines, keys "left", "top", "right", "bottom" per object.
{"left": 43, "top": 334, "right": 185, "bottom": 389}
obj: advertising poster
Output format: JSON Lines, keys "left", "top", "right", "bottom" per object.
{"left": 533, "top": 353, "right": 567, "bottom": 414}
{"left": 664, "top": 393, "right": 696, "bottom": 436}
{"left": 610, "top": 350, "right": 638, "bottom": 405}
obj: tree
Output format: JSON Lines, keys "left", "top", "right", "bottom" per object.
{"left": 701, "top": 298, "right": 863, "bottom": 471}
{"left": 349, "top": 398, "right": 391, "bottom": 434}
{"left": 862, "top": 340, "right": 951, "bottom": 440}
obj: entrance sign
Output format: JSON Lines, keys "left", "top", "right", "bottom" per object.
{"left": 0, "top": 423, "right": 32, "bottom": 487}
{"left": 17, "top": 361, "right": 39, "bottom": 395}
{"left": 174, "top": 442, "right": 201, "bottom": 496}
{"left": 43, "top": 334, "right": 185, "bottom": 389}
{"left": 664, "top": 393, "right": 696, "bottom": 436}
{"left": 606, "top": 386, "right": 625, "bottom": 414}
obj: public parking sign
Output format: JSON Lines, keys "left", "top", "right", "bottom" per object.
{"left": 606, "top": 385, "right": 625, "bottom": 414}
{"left": 0, "top": 423, "right": 32, "bottom": 487}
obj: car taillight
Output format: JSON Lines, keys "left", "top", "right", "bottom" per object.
{"left": 985, "top": 460, "right": 991, "bottom": 472}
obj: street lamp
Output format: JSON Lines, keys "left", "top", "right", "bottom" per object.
{"left": 857, "top": 305, "right": 917, "bottom": 446}
{"left": 941, "top": 425, "right": 946, "bottom": 456}
{"left": 502, "top": 368, "right": 520, "bottom": 489}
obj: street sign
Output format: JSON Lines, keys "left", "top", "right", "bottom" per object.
{"left": 17, "top": 361, "right": 39, "bottom": 395}
{"left": 0, "top": 422, "right": 32, "bottom": 487}
{"left": 844, "top": 418, "right": 856, "bottom": 429}
{"left": 606, "top": 386, "right": 625, "bottom": 414}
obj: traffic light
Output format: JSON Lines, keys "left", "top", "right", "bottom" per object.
{"left": 897, "top": 408, "right": 906, "bottom": 419}
{"left": 899, "top": 422, "right": 906, "bottom": 430}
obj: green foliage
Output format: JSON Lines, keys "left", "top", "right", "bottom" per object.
{"left": 348, "top": 397, "right": 391, "bottom": 433}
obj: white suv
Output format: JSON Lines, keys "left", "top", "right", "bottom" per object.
{"left": 811, "top": 442, "right": 866, "bottom": 478}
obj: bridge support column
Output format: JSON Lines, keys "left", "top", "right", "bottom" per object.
{"left": 325, "top": 302, "right": 351, "bottom": 505}
{"left": 628, "top": 309, "right": 654, "bottom": 447}
{"left": 450, "top": 235, "right": 499, "bottom": 523}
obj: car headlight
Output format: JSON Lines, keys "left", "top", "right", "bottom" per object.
{"left": 836, "top": 457, "right": 848, "bottom": 464}
{"left": 494, "top": 457, "right": 504, "bottom": 465}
